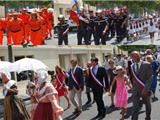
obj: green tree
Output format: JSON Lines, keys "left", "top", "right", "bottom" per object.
{"left": 117, "top": 45, "right": 156, "bottom": 53}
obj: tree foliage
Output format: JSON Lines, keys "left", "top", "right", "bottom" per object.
{"left": 0, "top": 0, "right": 53, "bottom": 10}
{"left": 117, "top": 45, "right": 157, "bottom": 53}
{"left": 84, "top": 0, "right": 160, "bottom": 14}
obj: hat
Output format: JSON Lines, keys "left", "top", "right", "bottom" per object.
{"left": 36, "top": 69, "right": 48, "bottom": 87}
{"left": 58, "top": 14, "right": 64, "bottom": 19}
{"left": 22, "top": 8, "right": 27, "bottom": 11}
{"left": 113, "top": 66, "right": 123, "bottom": 74}
{"left": 31, "top": 12, "right": 37, "bottom": 15}
{"left": 12, "top": 12, "right": 19, "bottom": 16}
{"left": 96, "top": 9, "right": 102, "bottom": 14}
{"left": 79, "top": 6, "right": 84, "bottom": 11}
{"left": 89, "top": 9, "right": 93, "bottom": 13}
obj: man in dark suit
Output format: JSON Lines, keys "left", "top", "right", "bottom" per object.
{"left": 131, "top": 51, "right": 152, "bottom": 120}
{"left": 68, "top": 59, "right": 84, "bottom": 113}
{"left": 88, "top": 57, "right": 109, "bottom": 118}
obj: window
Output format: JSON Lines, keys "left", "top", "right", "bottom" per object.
{"left": 91, "top": 53, "right": 96, "bottom": 58}
{"left": 15, "top": 56, "right": 25, "bottom": 61}
{"left": 14, "top": 55, "right": 33, "bottom": 82}
{"left": 59, "top": 8, "right": 63, "bottom": 14}
{"left": 26, "top": 55, "right": 33, "bottom": 58}
{"left": 0, "top": 56, "right": 4, "bottom": 61}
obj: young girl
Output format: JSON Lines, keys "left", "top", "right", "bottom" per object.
{"left": 109, "top": 66, "right": 132, "bottom": 120}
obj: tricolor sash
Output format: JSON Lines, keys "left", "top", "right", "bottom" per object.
{"left": 90, "top": 67, "right": 104, "bottom": 88}
{"left": 71, "top": 67, "right": 80, "bottom": 88}
{"left": 131, "top": 64, "right": 145, "bottom": 89}
{"left": 56, "top": 74, "right": 64, "bottom": 90}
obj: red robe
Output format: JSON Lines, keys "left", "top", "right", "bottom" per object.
{"left": 7, "top": 18, "right": 25, "bottom": 45}
{"left": 0, "top": 19, "right": 5, "bottom": 45}
{"left": 18, "top": 13, "right": 31, "bottom": 42}
{"left": 28, "top": 18, "right": 44, "bottom": 45}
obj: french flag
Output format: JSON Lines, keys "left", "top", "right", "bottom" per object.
{"left": 70, "top": 0, "right": 79, "bottom": 25}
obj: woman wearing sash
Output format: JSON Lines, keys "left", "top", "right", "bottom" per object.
{"left": 0, "top": 70, "right": 30, "bottom": 120}
{"left": 33, "top": 69, "right": 64, "bottom": 120}
{"left": 54, "top": 65, "right": 71, "bottom": 109}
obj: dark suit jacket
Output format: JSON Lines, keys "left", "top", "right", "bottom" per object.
{"left": 68, "top": 66, "right": 84, "bottom": 90}
{"left": 131, "top": 61, "right": 152, "bottom": 92}
{"left": 88, "top": 66, "right": 109, "bottom": 90}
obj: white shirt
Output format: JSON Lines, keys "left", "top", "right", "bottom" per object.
{"left": 134, "top": 60, "right": 142, "bottom": 72}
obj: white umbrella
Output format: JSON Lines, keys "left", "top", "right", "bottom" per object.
{"left": 9, "top": 58, "right": 48, "bottom": 73}
{"left": 0, "top": 61, "right": 12, "bottom": 71}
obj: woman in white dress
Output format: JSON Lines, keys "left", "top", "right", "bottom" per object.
{"left": 148, "top": 17, "right": 156, "bottom": 44}
{"left": 128, "top": 22, "right": 136, "bottom": 41}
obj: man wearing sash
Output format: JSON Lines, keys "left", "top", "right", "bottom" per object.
{"left": 68, "top": 59, "right": 84, "bottom": 113}
{"left": 88, "top": 57, "right": 109, "bottom": 118}
{"left": 131, "top": 51, "right": 152, "bottom": 120}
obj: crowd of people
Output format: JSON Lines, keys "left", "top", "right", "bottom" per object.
{"left": 0, "top": 7, "right": 54, "bottom": 45}
{"left": 128, "top": 15, "right": 160, "bottom": 44}
{"left": 56, "top": 6, "right": 128, "bottom": 45}
{"left": 0, "top": 48, "right": 160, "bottom": 120}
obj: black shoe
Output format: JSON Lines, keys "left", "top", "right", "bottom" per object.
{"left": 92, "top": 100, "right": 95, "bottom": 104}
{"left": 85, "top": 100, "right": 91, "bottom": 105}
{"left": 109, "top": 104, "right": 115, "bottom": 108}
{"left": 145, "top": 117, "right": 151, "bottom": 120}
{"left": 72, "top": 108, "right": 78, "bottom": 114}
{"left": 94, "top": 113, "right": 102, "bottom": 119}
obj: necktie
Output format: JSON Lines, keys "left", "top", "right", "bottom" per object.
{"left": 136, "top": 63, "right": 139, "bottom": 73}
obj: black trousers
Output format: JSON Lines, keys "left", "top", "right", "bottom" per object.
{"left": 87, "top": 29, "right": 95, "bottom": 44}
{"left": 92, "top": 88, "right": 105, "bottom": 114}
{"left": 58, "top": 35, "right": 68, "bottom": 45}
{"left": 109, "top": 26, "right": 115, "bottom": 37}
{"left": 131, "top": 90, "right": 151, "bottom": 120}
{"left": 77, "top": 30, "right": 88, "bottom": 45}
{"left": 94, "top": 33, "right": 106, "bottom": 45}
{"left": 116, "top": 27, "right": 123, "bottom": 42}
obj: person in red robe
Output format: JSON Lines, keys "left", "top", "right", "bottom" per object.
{"left": 47, "top": 10, "right": 54, "bottom": 38}
{"left": 5, "top": 13, "right": 13, "bottom": 45}
{"left": 0, "top": 18, "right": 5, "bottom": 45}
{"left": 28, "top": 12, "right": 44, "bottom": 45}
{"left": 42, "top": 8, "right": 49, "bottom": 39}
{"left": 37, "top": 10, "right": 48, "bottom": 40}
{"left": 18, "top": 8, "right": 31, "bottom": 43}
{"left": 7, "top": 12, "right": 25, "bottom": 45}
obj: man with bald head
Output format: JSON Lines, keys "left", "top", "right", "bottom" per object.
{"left": 131, "top": 51, "right": 152, "bottom": 120}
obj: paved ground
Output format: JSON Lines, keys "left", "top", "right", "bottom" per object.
{"left": 1, "top": 31, "right": 160, "bottom": 46}
{"left": 126, "top": 32, "right": 160, "bottom": 45}
{"left": 0, "top": 81, "right": 160, "bottom": 120}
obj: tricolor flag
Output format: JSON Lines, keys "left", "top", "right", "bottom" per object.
{"left": 71, "top": 0, "right": 79, "bottom": 13}
{"left": 70, "top": 0, "right": 79, "bottom": 25}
